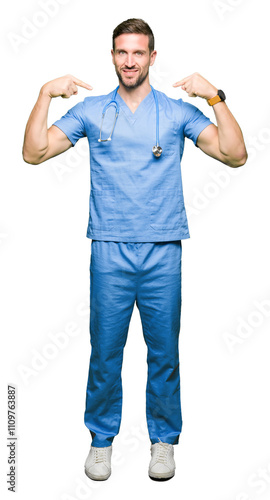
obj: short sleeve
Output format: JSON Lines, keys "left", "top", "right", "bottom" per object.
{"left": 182, "top": 100, "right": 214, "bottom": 147}
{"left": 52, "top": 100, "right": 86, "bottom": 146}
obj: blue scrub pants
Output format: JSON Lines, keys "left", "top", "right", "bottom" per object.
{"left": 84, "top": 240, "right": 183, "bottom": 447}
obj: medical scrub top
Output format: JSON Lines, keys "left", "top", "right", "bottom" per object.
{"left": 53, "top": 87, "right": 214, "bottom": 242}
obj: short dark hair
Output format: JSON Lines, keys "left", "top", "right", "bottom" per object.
{"left": 112, "top": 18, "right": 155, "bottom": 54}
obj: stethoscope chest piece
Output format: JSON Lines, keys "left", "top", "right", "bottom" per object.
{"left": 152, "top": 145, "right": 163, "bottom": 158}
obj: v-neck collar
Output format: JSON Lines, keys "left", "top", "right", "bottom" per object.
{"left": 114, "top": 88, "right": 153, "bottom": 125}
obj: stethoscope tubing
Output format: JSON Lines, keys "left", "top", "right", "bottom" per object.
{"left": 99, "top": 85, "right": 162, "bottom": 156}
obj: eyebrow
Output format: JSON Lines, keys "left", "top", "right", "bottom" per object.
{"left": 115, "top": 49, "right": 147, "bottom": 54}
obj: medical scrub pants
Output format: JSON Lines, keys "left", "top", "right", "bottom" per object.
{"left": 84, "top": 239, "right": 183, "bottom": 447}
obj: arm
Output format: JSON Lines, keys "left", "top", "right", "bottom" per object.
{"left": 173, "top": 73, "right": 248, "bottom": 168}
{"left": 22, "top": 75, "right": 92, "bottom": 165}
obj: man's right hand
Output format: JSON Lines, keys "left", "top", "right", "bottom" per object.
{"left": 23, "top": 75, "right": 93, "bottom": 164}
{"left": 41, "top": 74, "right": 93, "bottom": 99}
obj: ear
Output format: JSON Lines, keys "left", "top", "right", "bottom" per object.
{"left": 111, "top": 49, "right": 115, "bottom": 64}
{"left": 150, "top": 50, "right": 157, "bottom": 67}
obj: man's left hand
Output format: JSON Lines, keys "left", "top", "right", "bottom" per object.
{"left": 173, "top": 72, "right": 218, "bottom": 100}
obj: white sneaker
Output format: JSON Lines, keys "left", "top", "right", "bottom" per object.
{"left": 84, "top": 445, "right": 112, "bottom": 481}
{"left": 148, "top": 439, "right": 175, "bottom": 479}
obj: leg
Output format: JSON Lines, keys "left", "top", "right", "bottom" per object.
{"left": 84, "top": 240, "right": 137, "bottom": 447}
{"left": 137, "top": 240, "right": 182, "bottom": 445}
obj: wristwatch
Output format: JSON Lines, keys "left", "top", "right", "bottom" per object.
{"left": 207, "top": 89, "right": 226, "bottom": 106}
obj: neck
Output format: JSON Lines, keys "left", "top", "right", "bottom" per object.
{"left": 117, "top": 80, "right": 152, "bottom": 106}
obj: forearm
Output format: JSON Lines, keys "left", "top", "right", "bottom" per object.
{"left": 173, "top": 73, "right": 248, "bottom": 166}
{"left": 22, "top": 86, "right": 52, "bottom": 164}
{"left": 212, "top": 99, "right": 247, "bottom": 162}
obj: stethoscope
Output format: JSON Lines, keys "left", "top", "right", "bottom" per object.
{"left": 98, "top": 85, "right": 163, "bottom": 158}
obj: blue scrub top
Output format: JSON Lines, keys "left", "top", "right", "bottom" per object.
{"left": 53, "top": 87, "right": 213, "bottom": 242}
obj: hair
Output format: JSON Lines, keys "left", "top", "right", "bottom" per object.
{"left": 112, "top": 18, "right": 155, "bottom": 54}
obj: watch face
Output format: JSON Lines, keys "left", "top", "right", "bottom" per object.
{"left": 218, "top": 89, "right": 226, "bottom": 101}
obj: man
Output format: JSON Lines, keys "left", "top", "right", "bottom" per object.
{"left": 22, "top": 18, "right": 247, "bottom": 481}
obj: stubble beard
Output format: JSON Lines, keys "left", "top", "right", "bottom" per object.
{"left": 115, "top": 67, "right": 149, "bottom": 90}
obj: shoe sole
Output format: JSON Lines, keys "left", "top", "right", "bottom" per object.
{"left": 84, "top": 468, "right": 111, "bottom": 481}
{"left": 148, "top": 470, "right": 175, "bottom": 480}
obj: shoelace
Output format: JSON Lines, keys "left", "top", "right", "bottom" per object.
{"left": 153, "top": 439, "right": 170, "bottom": 464}
{"left": 94, "top": 448, "right": 108, "bottom": 464}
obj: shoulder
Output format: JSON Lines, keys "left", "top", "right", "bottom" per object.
{"left": 66, "top": 90, "right": 116, "bottom": 120}
{"left": 155, "top": 88, "right": 202, "bottom": 113}
{"left": 154, "top": 89, "right": 185, "bottom": 114}
{"left": 154, "top": 89, "right": 181, "bottom": 105}
{"left": 83, "top": 89, "right": 116, "bottom": 110}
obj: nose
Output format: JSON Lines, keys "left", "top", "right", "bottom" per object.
{"left": 125, "top": 53, "right": 135, "bottom": 68}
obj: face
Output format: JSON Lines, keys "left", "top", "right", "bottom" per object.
{"left": 111, "top": 33, "right": 157, "bottom": 89}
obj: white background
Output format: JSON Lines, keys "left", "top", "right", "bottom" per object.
{"left": 1, "top": 0, "right": 270, "bottom": 499}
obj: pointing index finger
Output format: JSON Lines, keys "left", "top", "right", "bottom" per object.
{"left": 173, "top": 78, "right": 187, "bottom": 88}
{"left": 73, "top": 77, "right": 93, "bottom": 90}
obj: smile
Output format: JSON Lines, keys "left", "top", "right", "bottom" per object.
{"left": 122, "top": 69, "right": 138, "bottom": 75}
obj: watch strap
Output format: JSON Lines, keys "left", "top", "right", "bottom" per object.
{"left": 207, "top": 94, "right": 222, "bottom": 106}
